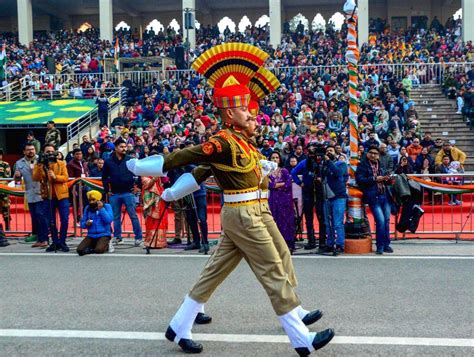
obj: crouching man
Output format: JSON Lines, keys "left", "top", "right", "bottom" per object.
{"left": 77, "top": 190, "right": 113, "bottom": 256}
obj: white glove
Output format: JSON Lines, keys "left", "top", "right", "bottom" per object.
{"left": 343, "top": 0, "right": 357, "bottom": 13}
{"left": 160, "top": 173, "right": 200, "bottom": 202}
{"left": 260, "top": 159, "right": 278, "bottom": 178}
{"left": 126, "top": 155, "right": 166, "bottom": 177}
{"left": 161, "top": 188, "right": 175, "bottom": 202}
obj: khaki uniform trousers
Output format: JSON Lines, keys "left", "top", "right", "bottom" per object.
{"left": 189, "top": 200, "right": 300, "bottom": 316}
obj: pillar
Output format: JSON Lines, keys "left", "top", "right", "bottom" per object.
{"left": 99, "top": 0, "right": 113, "bottom": 43}
{"left": 182, "top": 0, "right": 196, "bottom": 50}
{"left": 269, "top": 0, "right": 282, "bottom": 48}
{"left": 17, "top": 0, "right": 33, "bottom": 46}
{"left": 358, "top": 0, "right": 369, "bottom": 47}
{"left": 463, "top": 0, "right": 473, "bottom": 43}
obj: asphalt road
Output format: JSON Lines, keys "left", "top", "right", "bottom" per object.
{"left": 0, "top": 244, "right": 473, "bottom": 356}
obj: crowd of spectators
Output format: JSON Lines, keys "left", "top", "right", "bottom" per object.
{"left": 0, "top": 14, "right": 473, "bottom": 253}
{"left": 1, "top": 15, "right": 471, "bottom": 86}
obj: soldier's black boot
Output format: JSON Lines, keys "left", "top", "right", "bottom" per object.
{"left": 165, "top": 326, "right": 203, "bottom": 353}
{"left": 194, "top": 312, "right": 212, "bottom": 324}
{"left": 301, "top": 310, "right": 323, "bottom": 326}
{"left": 295, "top": 328, "right": 335, "bottom": 356}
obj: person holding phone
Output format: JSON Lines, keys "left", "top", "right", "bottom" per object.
{"left": 356, "top": 145, "right": 394, "bottom": 255}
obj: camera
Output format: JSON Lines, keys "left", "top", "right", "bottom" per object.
{"left": 38, "top": 152, "right": 58, "bottom": 165}
{"left": 307, "top": 145, "right": 326, "bottom": 159}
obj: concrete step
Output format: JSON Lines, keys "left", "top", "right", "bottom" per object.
{"left": 419, "top": 119, "right": 468, "bottom": 124}
{"left": 416, "top": 104, "right": 457, "bottom": 108}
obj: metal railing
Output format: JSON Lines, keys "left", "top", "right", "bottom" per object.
{"left": 2, "top": 173, "right": 474, "bottom": 242}
{"left": 7, "top": 62, "right": 472, "bottom": 92}
{"left": 0, "top": 79, "right": 22, "bottom": 101}
{"left": 65, "top": 87, "right": 127, "bottom": 152}
{"left": 1, "top": 86, "right": 122, "bottom": 102}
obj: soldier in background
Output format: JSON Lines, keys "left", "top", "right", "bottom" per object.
{"left": 45, "top": 121, "right": 61, "bottom": 149}
{"left": 0, "top": 149, "right": 11, "bottom": 230}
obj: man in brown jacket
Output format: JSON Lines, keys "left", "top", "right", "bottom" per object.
{"left": 33, "top": 144, "right": 70, "bottom": 252}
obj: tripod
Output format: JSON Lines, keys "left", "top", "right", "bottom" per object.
{"left": 293, "top": 198, "right": 304, "bottom": 242}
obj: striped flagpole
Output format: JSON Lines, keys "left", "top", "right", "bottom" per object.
{"left": 343, "top": 0, "right": 369, "bottom": 236}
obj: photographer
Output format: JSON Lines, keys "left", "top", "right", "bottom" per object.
{"left": 77, "top": 190, "right": 113, "bottom": 256}
{"left": 32, "top": 144, "right": 70, "bottom": 252}
{"left": 15, "top": 143, "right": 49, "bottom": 248}
{"left": 291, "top": 144, "right": 326, "bottom": 251}
{"left": 320, "top": 146, "right": 348, "bottom": 255}
{"left": 356, "top": 145, "right": 394, "bottom": 255}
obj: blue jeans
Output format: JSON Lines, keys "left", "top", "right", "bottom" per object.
{"left": 50, "top": 198, "right": 70, "bottom": 244}
{"left": 109, "top": 192, "right": 142, "bottom": 240}
{"left": 369, "top": 193, "right": 391, "bottom": 249}
{"left": 324, "top": 198, "right": 347, "bottom": 247}
{"left": 29, "top": 200, "right": 50, "bottom": 243}
{"left": 195, "top": 195, "right": 208, "bottom": 244}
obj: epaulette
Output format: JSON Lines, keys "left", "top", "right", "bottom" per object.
{"left": 216, "top": 130, "right": 231, "bottom": 141}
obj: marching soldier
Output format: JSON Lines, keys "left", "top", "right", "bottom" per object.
{"left": 127, "top": 43, "right": 334, "bottom": 356}
{"left": 0, "top": 149, "right": 11, "bottom": 230}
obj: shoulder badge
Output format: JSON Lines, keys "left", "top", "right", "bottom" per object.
{"left": 202, "top": 142, "right": 215, "bottom": 156}
{"left": 209, "top": 138, "right": 222, "bottom": 153}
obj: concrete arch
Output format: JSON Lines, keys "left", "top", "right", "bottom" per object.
{"left": 217, "top": 16, "right": 236, "bottom": 34}
{"left": 145, "top": 19, "right": 164, "bottom": 34}
{"left": 238, "top": 15, "right": 252, "bottom": 33}
{"left": 115, "top": 20, "right": 130, "bottom": 31}
{"left": 168, "top": 18, "right": 180, "bottom": 31}
{"left": 255, "top": 14, "right": 270, "bottom": 29}
{"left": 311, "top": 13, "right": 326, "bottom": 32}
{"left": 77, "top": 22, "right": 93, "bottom": 33}
{"left": 289, "top": 13, "right": 309, "bottom": 31}
{"left": 328, "top": 12, "right": 345, "bottom": 31}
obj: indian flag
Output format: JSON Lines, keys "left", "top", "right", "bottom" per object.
{"left": 113, "top": 38, "right": 120, "bottom": 72}
{"left": 0, "top": 43, "right": 6, "bottom": 82}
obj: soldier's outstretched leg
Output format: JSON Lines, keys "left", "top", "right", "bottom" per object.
{"left": 221, "top": 203, "right": 334, "bottom": 355}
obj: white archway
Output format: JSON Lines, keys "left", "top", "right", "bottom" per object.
{"left": 328, "top": 12, "right": 345, "bottom": 31}
{"left": 238, "top": 16, "right": 252, "bottom": 33}
{"left": 115, "top": 21, "right": 130, "bottom": 31}
{"left": 77, "top": 22, "right": 92, "bottom": 33}
{"left": 289, "top": 13, "right": 309, "bottom": 31}
{"left": 168, "top": 19, "right": 181, "bottom": 31}
{"left": 453, "top": 8, "right": 462, "bottom": 20}
{"left": 217, "top": 16, "right": 236, "bottom": 34}
{"left": 255, "top": 15, "right": 270, "bottom": 29}
{"left": 146, "top": 19, "right": 164, "bottom": 34}
{"left": 311, "top": 13, "right": 326, "bottom": 32}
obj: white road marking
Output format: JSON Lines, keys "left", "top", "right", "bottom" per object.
{"left": 0, "top": 329, "right": 472, "bottom": 347}
{"left": 0, "top": 252, "right": 472, "bottom": 260}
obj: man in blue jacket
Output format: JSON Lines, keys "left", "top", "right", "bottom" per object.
{"left": 320, "top": 146, "right": 348, "bottom": 255}
{"left": 77, "top": 190, "right": 113, "bottom": 255}
{"left": 291, "top": 144, "right": 326, "bottom": 250}
{"left": 355, "top": 145, "right": 393, "bottom": 255}
{"left": 102, "top": 137, "right": 143, "bottom": 246}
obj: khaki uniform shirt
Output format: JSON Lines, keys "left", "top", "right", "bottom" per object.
{"left": 164, "top": 128, "right": 267, "bottom": 192}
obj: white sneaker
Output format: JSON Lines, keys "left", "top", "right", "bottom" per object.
{"left": 108, "top": 241, "right": 115, "bottom": 253}
{"left": 134, "top": 239, "right": 144, "bottom": 247}
{"left": 113, "top": 237, "right": 123, "bottom": 245}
